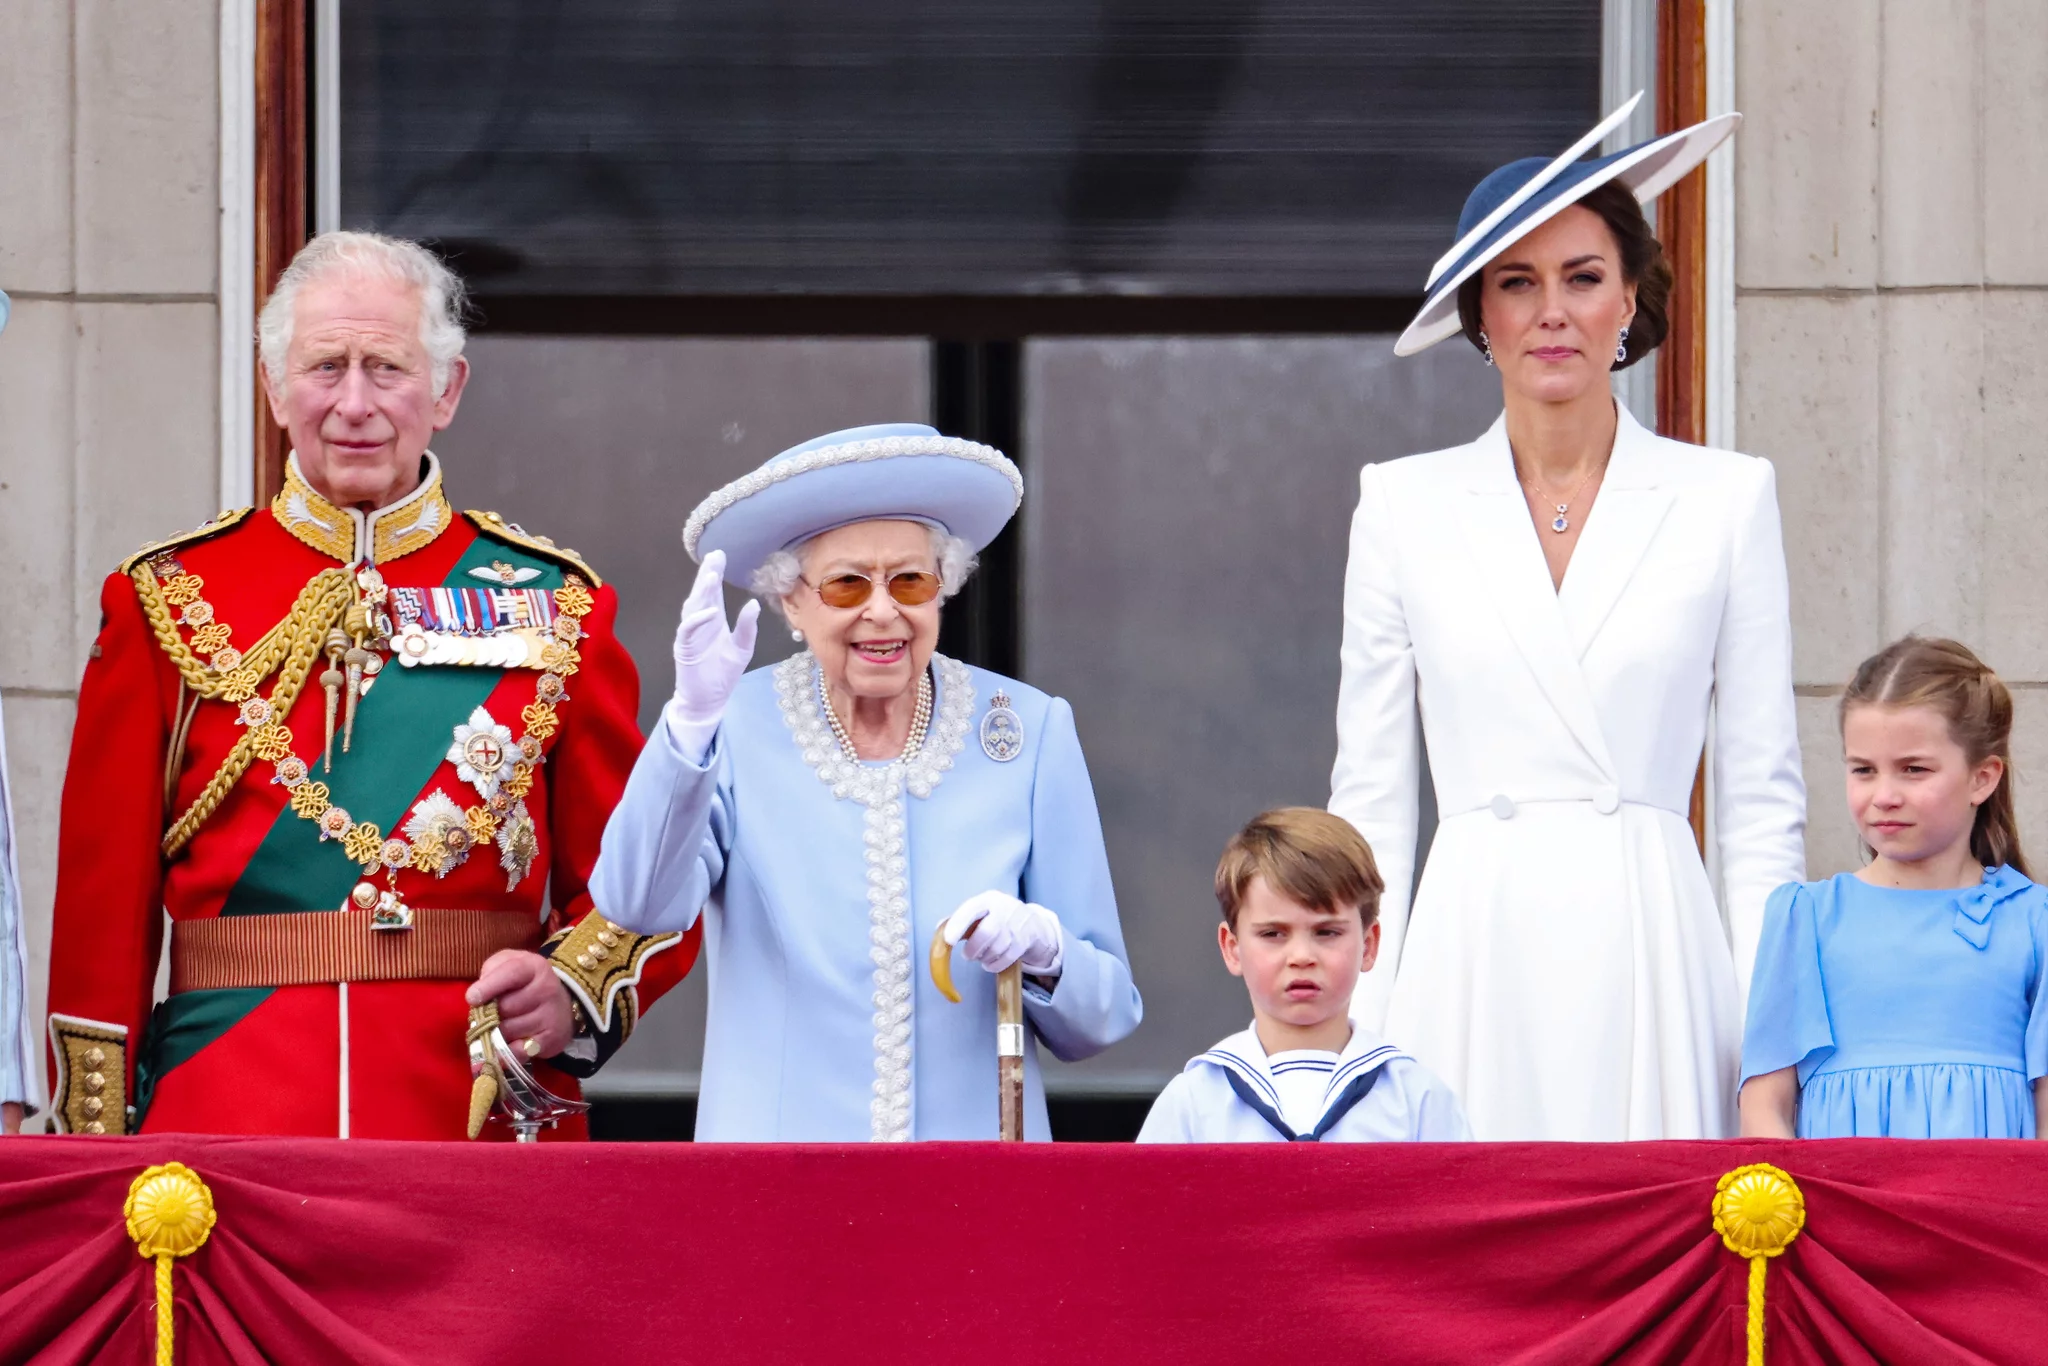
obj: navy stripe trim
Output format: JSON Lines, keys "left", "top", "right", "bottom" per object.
{"left": 1308, "top": 1067, "right": 1387, "bottom": 1141}
{"left": 1198, "top": 1048, "right": 1281, "bottom": 1109}
{"left": 1222, "top": 1070, "right": 1302, "bottom": 1142}
{"left": 1326, "top": 1045, "right": 1402, "bottom": 1097}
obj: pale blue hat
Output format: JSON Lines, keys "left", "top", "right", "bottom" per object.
{"left": 1394, "top": 93, "right": 1740, "bottom": 357}
{"left": 683, "top": 423, "right": 1023, "bottom": 585}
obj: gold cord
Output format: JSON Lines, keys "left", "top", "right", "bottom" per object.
{"left": 132, "top": 563, "right": 350, "bottom": 699}
{"left": 124, "top": 1162, "right": 216, "bottom": 1366}
{"left": 154, "top": 571, "right": 355, "bottom": 856}
{"left": 1711, "top": 1163, "right": 1806, "bottom": 1366}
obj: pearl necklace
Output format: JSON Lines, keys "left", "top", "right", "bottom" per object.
{"left": 819, "top": 668, "right": 933, "bottom": 763}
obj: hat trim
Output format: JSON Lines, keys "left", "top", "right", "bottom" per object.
{"left": 683, "top": 434, "right": 1022, "bottom": 560}
{"left": 1394, "top": 112, "right": 1740, "bottom": 358}
{"left": 1424, "top": 92, "right": 1644, "bottom": 290}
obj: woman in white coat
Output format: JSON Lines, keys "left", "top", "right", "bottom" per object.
{"left": 1333, "top": 97, "right": 1806, "bottom": 1141}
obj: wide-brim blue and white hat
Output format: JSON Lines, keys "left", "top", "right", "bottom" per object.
{"left": 683, "top": 423, "right": 1023, "bottom": 585}
{"left": 1394, "top": 92, "right": 1740, "bottom": 357}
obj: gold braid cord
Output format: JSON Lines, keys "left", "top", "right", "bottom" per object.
{"left": 1712, "top": 1163, "right": 1806, "bottom": 1366}
{"left": 144, "top": 567, "right": 355, "bottom": 857}
{"left": 125, "top": 1162, "right": 216, "bottom": 1366}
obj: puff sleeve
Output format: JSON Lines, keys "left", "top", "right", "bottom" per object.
{"left": 1741, "top": 881, "right": 1836, "bottom": 1086}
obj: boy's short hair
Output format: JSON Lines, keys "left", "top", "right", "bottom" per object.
{"left": 1214, "top": 808, "right": 1384, "bottom": 931}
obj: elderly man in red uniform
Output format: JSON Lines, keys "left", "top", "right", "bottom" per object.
{"left": 44, "top": 232, "right": 692, "bottom": 1138}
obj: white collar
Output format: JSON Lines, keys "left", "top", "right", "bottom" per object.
{"left": 1192, "top": 1019, "right": 1407, "bottom": 1117}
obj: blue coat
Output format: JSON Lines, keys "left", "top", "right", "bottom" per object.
{"left": 591, "top": 651, "right": 1143, "bottom": 1140}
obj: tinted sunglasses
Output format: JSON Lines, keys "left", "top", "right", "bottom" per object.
{"left": 804, "top": 570, "right": 943, "bottom": 610}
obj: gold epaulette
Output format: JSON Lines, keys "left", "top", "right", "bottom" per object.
{"left": 118, "top": 507, "right": 255, "bottom": 575}
{"left": 463, "top": 510, "right": 603, "bottom": 587}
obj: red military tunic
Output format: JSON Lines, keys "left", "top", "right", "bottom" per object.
{"left": 45, "top": 454, "right": 694, "bottom": 1139}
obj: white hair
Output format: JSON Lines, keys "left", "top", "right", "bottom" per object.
{"left": 257, "top": 231, "right": 469, "bottom": 397}
{"left": 750, "top": 525, "right": 977, "bottom": 618}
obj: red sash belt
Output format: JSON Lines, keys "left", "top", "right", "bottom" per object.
{"left": 170, "top": 909, "right": 541, "bottom": 992}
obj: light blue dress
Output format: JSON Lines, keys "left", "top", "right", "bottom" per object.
{"left": 1741, "top": 866, "right": 2048, "bottom": 1138}
{"left": 590, "top": 652, "right": 1143, "bottom": 1140}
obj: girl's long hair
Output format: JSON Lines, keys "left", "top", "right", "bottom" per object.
{"left": 1841, "top": 636, "right": 2029, "bottom": 877}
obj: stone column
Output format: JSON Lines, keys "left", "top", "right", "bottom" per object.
{"left": 0, "top": 0, "right": 223, "bottom": 1092}
{"left": 1736, "top": 0, "right": 2048, "bottom": 873}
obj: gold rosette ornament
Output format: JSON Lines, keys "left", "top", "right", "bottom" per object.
{"left": 125, "top": 1162, "right": 218, "bottom": 1365}
{"left": 1712, "top": 1162, "right": 1805, "bottom": 1366}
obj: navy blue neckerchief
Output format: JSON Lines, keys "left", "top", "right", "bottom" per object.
{"left": 1224, "top": 1064, "right": 1386, "bottom": 1142}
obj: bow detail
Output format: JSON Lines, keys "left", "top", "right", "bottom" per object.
{"left": 1951, "top": 864, "right": 2033, "bottom": 950}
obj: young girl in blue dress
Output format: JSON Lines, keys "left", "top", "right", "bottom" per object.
{"left": 1740, "top": 636, "right": 2048, "bottom": 1139}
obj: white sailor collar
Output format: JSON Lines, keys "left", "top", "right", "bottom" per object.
{"left": 1191, "top": 1020, "right": 1408, "bottom": 1126}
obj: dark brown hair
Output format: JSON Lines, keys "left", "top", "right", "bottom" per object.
{"left": 1456, "top": 179, "right": 1673, "bottom": 370}
{"left": 1841, "top": 636, "right": 2029, "bottom": 877}
{"left": 1215, "top": 807, "right": 1384, "bottom": 931}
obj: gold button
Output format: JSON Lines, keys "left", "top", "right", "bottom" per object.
{"left": 83, "top": 1047, "right": 106, "bottom": 1069}
{"left": 85, "top": 1121, "right": 106, "bottom": 1135}
{"left": 84, "top": 1071, "right": 105, "bottom": 1093}
{"left": 587, "top": 942, "right": 608, "bottom": 962}
{"left": 82, "top": 1096, "right": 103, "bottom": 1117}
{"left": 604, "top": 920, "right": 622, "bottom": 934}
{"left": 574, "top": 952, "right": 594, "bottom": 971}
{"left": 596, "top": 931, "right": 619, "bottom": 948}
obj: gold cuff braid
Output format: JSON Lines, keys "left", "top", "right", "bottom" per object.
{"left": 544, "top": 914, "right": 681, "bottom": 1037}
{"left": 48, "top": 1015, "right": 129, "bottom": 1135}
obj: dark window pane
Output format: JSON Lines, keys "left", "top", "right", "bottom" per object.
{"left": 341, "top": 0, "right": 1600, "bottom": 298}
{"left": 1022, "top": 335, "right": 1500, "bottom": 1088}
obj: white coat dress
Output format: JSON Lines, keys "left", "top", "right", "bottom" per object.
{"left": 1331, "top": 405, "right": 1806, "bottom": 1141}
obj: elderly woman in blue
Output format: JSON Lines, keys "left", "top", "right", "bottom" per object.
{"left": 591, "top": 424, "right": 1142, "bottom": 1140}
{"left": 1741, "top": 638, "right": 2048, "bottom": 1139}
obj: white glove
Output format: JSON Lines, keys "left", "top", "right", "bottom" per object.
{"left": 943, "top": 890, "right": 1064, "bottom": 977}
{"left": 662, "top": 550, "right": 759, "bottom": 763}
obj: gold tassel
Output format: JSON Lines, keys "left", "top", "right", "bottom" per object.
{"left": 1712, "top": 1163, "right": 1806, "bottom": 1365}
{"left": 342, "top": 645, "right": 370, "bottom": 753}
{"left": 126, "top": 1162, "right": 217, "bottom": 1365}
{"left": 466, "top": 1001, "right": 505, "bottom": 1139}
{"left": 319, "top": 629, "right": 348, "bottom": 772}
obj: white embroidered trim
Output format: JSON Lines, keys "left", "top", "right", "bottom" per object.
{"left": 683, "top": 436, "right": 1022, "bottom": 558}
{"left": 774, "top": 650, "right": 976, "bottom": 1142}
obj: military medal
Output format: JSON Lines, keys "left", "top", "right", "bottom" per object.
{"left": 980, "top": 690, "right": 1024, "bottom": 762}
{"left": 449, "top": 707, "right": 515, "bottom": 800}
{"left": 352, "top": 878, "right": 414, "bottom": 931}
{"left": 389, "top": 586, "right": 561, "bottom": 669}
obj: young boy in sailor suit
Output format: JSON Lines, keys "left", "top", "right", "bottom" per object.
{"left": 1138, "top": 808, "right": 1470, "bottom": 1143}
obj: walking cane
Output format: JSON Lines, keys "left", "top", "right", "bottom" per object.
{"left": 929, "top": 925, "right": 1026, "bottom": 1141}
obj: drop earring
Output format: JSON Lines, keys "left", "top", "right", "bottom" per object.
{"left": 1614, "top": 326, "right": 1630, "bottom": 365}
{"left": 1480, "top": 331, "right": 1495, "bottom": 367}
